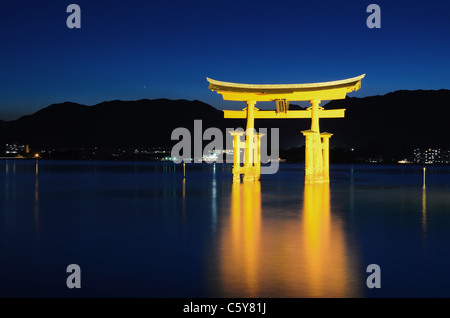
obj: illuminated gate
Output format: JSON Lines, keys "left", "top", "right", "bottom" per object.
{"left": 207, "top": 74, "right": 365, "bottom": 183}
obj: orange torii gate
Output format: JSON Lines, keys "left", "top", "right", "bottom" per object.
{"left": 207, "top": 74, "right": 365, "bottom": 183}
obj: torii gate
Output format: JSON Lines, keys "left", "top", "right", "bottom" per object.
{"left": 207, "top": 74, "right": 365, "bottom": 183}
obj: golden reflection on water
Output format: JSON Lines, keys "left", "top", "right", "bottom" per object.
{"left": 422, "top": 186, "right": 427, "bottom": 239}
{"left": 223, "top": 181, "right": 262, "bottom": 297}
{"left": 216, "top": 181, "right": 361, "bottom": 298}
{"left": 301, "top": 183, "right": 358, "bottom": 297}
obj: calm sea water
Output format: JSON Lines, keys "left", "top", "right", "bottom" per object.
{"left": 1, "top": 159, "right": 449, "bottom": 298}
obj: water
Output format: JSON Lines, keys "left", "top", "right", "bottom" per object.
{"left": 1, "top": 160, "right": 449, "bottom": 298}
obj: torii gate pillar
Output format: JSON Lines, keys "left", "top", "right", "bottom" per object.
{"left": 244, "top": 100, "right": 257, "bottom": 182}
{"left": 302, "top": 99, "right": 333, "bottom": 183}
{"left": 229, "top": 127, "right": 264, "bottom": 183}
{"left": 321, "top": 132, "right": 333, "bottom": 182}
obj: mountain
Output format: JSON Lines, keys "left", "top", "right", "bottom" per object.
{"left": 318, "top": 89, "right": 450, "bottom": 158}
{"left": 0, "top": 99, "right": 232, "bottom": 149}
{"left": 0, "top": 90, "right": 449, "bottom": 160}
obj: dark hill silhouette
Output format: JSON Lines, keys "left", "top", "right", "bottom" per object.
{"left": 0, "top": 99, "right": 232, "bottom": 149}
{"left": 0, "top": 90, "right": 449, "bottom": 160}
{"left": 319, "top": 89, "right": 450, "bottom": 158}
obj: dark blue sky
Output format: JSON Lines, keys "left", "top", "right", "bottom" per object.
{"left": 1, "top": 0, "right": 449, "bottom": 120}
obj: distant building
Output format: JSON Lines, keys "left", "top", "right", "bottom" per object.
{"left": 413, "top": 148, "right": 421, "bottom": 163}
{"left": 413, "top": 148, "right": 449, "bottom": 164}
{"left": 442, "top": 150, "right": 450, "bottom": 164}
{"left": 5, "top": 143, "right": 29, "bottom": 156}
{"left": 223, "top": 149, "right": 233, "bottom": 155}
{"left": 367, "top": 156, "right": 383, "bottom": 163}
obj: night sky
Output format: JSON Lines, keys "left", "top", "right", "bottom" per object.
{"left": 1, "top": 0, "right": 449, "bottom": 120}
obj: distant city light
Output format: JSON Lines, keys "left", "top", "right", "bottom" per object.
{"left": 414, "top": 148, "right": 449, "bottom": 164}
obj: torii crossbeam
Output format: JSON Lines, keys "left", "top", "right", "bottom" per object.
{"left": 207, "top": 74, "right": 365, "bottom": 183}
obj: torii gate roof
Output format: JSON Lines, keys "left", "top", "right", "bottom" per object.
{"left": 207, "top": 74, "right": 365, "bottom": 102}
